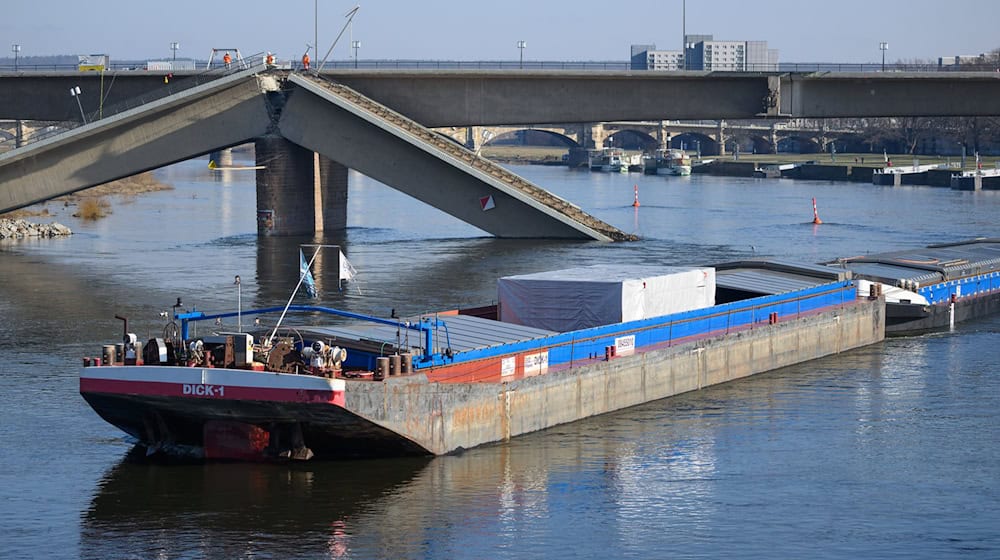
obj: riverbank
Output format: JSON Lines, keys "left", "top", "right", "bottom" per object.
{"left": 483, "top": 146, "right": 999, "bottom": 188}
{"left": 0, "top": 218, "right": 71, "bottom": 239}
{"left": 0, "top": 171, "right": 172, "bottom": 227}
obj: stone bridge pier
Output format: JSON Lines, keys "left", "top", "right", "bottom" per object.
{"left": 254, "top": 136, "right": 347, "bottom": 237}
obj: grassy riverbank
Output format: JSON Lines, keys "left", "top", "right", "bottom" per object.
{"left": 1, "top": 172, "right": 172, "bottom": 221}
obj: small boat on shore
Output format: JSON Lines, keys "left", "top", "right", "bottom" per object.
{"left": 829, "top": 238, "right": 1000, "bottom": 335}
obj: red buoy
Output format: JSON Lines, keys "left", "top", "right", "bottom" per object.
{"left": 632, "top": 185, "right": 640, "bottom": 207}
{"left": 812, "top": 197, "right": 823, "bottom": 225}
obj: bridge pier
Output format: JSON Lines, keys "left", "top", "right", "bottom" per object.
{"left": 254, "top": 136, "right": 347, "bottom": 236}
{"left": 209, "top": 148, "right": 233, "bottom": 167}
{"left": 717, "top": 121, "right": 727, "bottom": 156}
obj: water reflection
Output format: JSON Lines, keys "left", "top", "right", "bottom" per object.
{"left": 81, "top": 450, "right": 432, "bottom": 559}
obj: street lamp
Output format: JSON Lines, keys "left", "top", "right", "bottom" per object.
{"left": 879, "top": 41, "right": 888, "bottom": 72}
{"left": 517, "top": 40, "right": 526, "bottom": 69}
{"left": 70, "top": 86, "right": 86, "bottom": 124}
{"left": 170, "top": 42, "right": 179, "bottom": 61}
{"left": 11, "top": 44, "right": 20, "bottom": 71}
{"left": 351, "top": 40, "right": 361, "bottom": 68}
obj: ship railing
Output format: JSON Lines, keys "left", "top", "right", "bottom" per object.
{"left": 421, "top": 281, "right": 858, "bottom": 375}
{"left": 175, "top": 304, "right": 445, "bottom": 362}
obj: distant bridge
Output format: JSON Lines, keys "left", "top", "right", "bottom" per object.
{"left": 438, "top": 120, "right": 858, "bottom": 156}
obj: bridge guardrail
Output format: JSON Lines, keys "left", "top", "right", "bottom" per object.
{"left": 0, "top": 53, "right": 268, "bottom": 152}
{"left": 3, "top": 60, "right": 1000, "bottom": 73}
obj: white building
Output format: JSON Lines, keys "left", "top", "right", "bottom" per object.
{"left": 631, "top": 36, "right": 778, "bottom": 72}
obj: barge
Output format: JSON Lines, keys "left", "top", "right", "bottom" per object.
{"left": 829, "top": 238, "right": 1000, "bottom": 335}
{"left": 80, "top": 261, "right": 884, "bottom": 461}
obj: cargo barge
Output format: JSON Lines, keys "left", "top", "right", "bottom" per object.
{"left": 80, "top": 261, "right": 884, "bottom": 461}
{"left": 829, "top": 238, "right": 1000, "bottom": 335}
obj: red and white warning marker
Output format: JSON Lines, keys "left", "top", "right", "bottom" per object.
{"left": 480, "top": 195, "right": 496, "bottom": 211}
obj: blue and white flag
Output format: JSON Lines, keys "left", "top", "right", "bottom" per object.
{"left": 299, "top": 249, "right": 318, "bottom": 298}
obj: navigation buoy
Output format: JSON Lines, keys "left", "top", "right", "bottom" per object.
{"left": 811, "top": 197, "right": 823, "bottom": 225}
{"left": 632, "top": 185, "right": 640, "bottom": 207}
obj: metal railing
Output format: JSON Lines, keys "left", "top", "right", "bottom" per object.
{"left": 0, "top": 53, "right": 267, "bottom": 153}
{"left": 3, "top": 59, "right": 999, "bottom": 73}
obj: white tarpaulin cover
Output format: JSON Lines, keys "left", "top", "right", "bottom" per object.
{"left": 498, "top": 265, "right": 715, "bottom": 332}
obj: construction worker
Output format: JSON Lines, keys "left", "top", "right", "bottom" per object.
{"left": 302, "top": 51, "right": 310, "bottom": 71}
{"left": 265, "top": 52, "right": 275, "bottom": 67}
{"left": 223, "top": 52, "right": 232, "bottom": 69}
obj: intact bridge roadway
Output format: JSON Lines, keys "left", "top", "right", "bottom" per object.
{"left": 1, "top": 68, "right": 998, "bottom": 240}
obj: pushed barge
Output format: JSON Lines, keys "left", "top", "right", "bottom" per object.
{"left": 830, "top": 238, "right": 1000, "bottom": 335}
{"left": 81, "top": 262, "right": 884, "bottom": 460}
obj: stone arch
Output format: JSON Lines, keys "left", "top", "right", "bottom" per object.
{"left": 777, "top": 135, "right": 821, "bottom": 154}
{"left": 727, "top": 133, "right": 773, "bottom": 155}
{"left": 668, "top": 132, "right": 718, "bottom": 155}
{"left": 603, "top": 129, "right": 658, "bottom": 151}
{"left": 487, "top": 129, "right": 579, "bottom": 148}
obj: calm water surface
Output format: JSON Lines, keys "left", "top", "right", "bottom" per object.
{"left": 1, "top": 160, "right": 998, "bottom": 558}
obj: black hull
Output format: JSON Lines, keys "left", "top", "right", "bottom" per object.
{"left": 886, "top": 291, "right": 1000, "bottom": 335}
{"left": 82, "top": 392, "right": 430, "bottom": 460}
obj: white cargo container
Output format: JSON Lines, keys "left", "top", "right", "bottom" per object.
{"left": 498, "top": 265, "right": 716, "bottom": 332}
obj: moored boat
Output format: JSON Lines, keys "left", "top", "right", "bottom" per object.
{"left": 829, "top": 238, "right": 1000, "bottom": 335}
{"left": 647, "top": 149, "right": 692, "bottom": 176}
{"left": 589, "top": 148, "right": 625, "bottom": 172}
{"left": 80, "top": 261, "right": 882, "bottom": 461}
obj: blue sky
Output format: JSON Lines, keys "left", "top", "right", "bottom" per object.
{"left": 2, "top": 0, "right": 998, "bottom": 63}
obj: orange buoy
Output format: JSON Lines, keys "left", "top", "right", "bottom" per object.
{"left": 812, "top": 197, "right": 823, "bottom": 224}
{"left": 632, "top": 185, "right": 640, "bottom": 207}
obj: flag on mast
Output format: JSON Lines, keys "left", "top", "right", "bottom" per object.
{"left": 339, "top": 250, "right": 357, "bottom": 288}
{"left": 299, "top": 249, "right": 318, "bottom": 298}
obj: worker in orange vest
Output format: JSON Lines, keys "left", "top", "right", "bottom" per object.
{"left": 266, "top": 52, "right": 275, "bottom": 66}
{"left": 302, "top": 51, "right": 310, "bottom": 71}
{"left": 222, "top": 52, "right": 232, "bottom": 68}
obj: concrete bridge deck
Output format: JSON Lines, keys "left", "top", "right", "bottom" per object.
{"left": 0, "top": 70, "right": 632, "bottom": 241}
{"left": 2, "top": 69, "right": 999, "bottom": 124}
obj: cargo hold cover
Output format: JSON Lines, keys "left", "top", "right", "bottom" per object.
{"left": 498, "top": 265, "right": 715, "bottom": 332}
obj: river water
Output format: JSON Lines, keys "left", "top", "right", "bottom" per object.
{"left": 1, "top": 160, "right": 998, "bottom": 559}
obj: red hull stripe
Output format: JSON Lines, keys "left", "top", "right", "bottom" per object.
{"left": 80, "top": 378, "right": 345, "bottom": 405}
{"left": 80, "top": 366, "right": 345, "bottom": 405}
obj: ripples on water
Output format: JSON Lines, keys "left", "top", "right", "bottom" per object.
{"left": 1, "top": 160, "right": 998, "bottom": 558}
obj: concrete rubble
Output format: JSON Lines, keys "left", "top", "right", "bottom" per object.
{"left": 0, "top": 218, "right": 72, "bottom": 240}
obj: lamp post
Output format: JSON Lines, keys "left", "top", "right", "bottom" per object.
{"left": 70, "top": 86, "right": 86, "bottom": 124}
{"left": 315, "top": 0, "right": 319, "bottom": 62}
{"left": 11, "top": 44, "right": 20, "bottom": 71}
{"left": 351, "top": 40, "right": 361, "bottom": 68}
{"left": 879, "top": 41, "right": 888, "bottom": 72}
{"left": 517, "top": 40, "right": 526, "bottom": 69}
{"left": 170, "top": 42, "right": 179, "bottom": 61}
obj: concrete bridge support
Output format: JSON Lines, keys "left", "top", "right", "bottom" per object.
{"left": 209, "top": 148, "right": 233, "bottom": 167}
{"left": 717, "top": 121, "right": 727, "bottom": 156}
{"left": 254, "top": 136, "right": 348, "bottom": 236}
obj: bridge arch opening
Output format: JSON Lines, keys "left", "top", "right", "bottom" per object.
{"left": 487, "top": 129, "right": 578, "bottom": 148}
{"left": 777, "top": 136, "right": 821, "bottom": 154}
{"left": 604, "top": 130, "right": 657, "bottom": 152}
{"left": 668, "top": 132, "right": 717, "bottom": 156}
